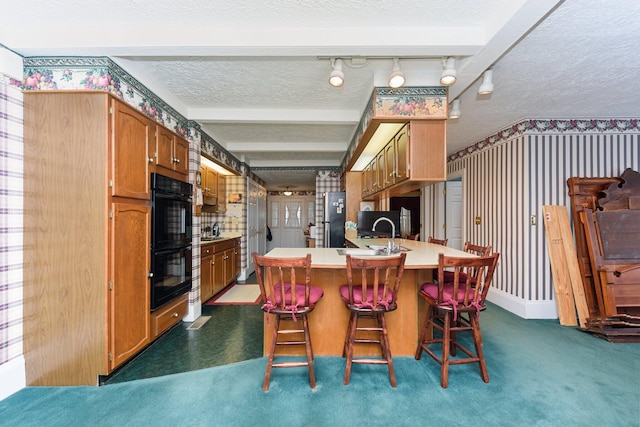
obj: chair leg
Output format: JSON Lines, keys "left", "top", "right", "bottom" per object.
{"left": 343, "top": 311, "right": 358, "bottom": 385}
{"left": 415, "top": 306, "right": 433, "bottom": 360}
{"left": 263, "top": 314, "right": 280, "bottom": 392}
{"left": 342, "top": 311, "right": 355, "bottom": 358}
{"left": 302, "top": 314, "right": 316, "bottom": 389}
{"left": 470, "top": 313, "right": 489, "bottom": 383}
{"left": 379, "top": 313, "right": 396, "bottom": 387}
{"left": 440, "top": 311, "right": 451, "bottom": 388}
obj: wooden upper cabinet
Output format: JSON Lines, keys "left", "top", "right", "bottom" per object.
{"left": 216, "top": 174, "right": 227, "bottom": 213}
{"left": 395, "top": 126, "right": 409, "bottom": 182}
{"left": 202, "top": 165, "right": 218, "bottom": 199}
{"left": 384, "top": 140, "right": 396, "bottom": 187}
{"left": 406, "top": 120, "right": 446, "bottom": 182}
{"left": 156, "top": 126, "right": 190, "bottom": 179}
{"left": 111, "top": 99, "right": 152, "bottom": 200}
{"left": 357, "top": 120, "right": 445, "bottom": 198}
{"left": 376, "top": 151, "right": 385, "bottom": 190}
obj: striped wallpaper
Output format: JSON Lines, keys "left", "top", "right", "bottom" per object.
{"left": 0, "top": 79, "right": 24, "bottom": 372}
{"left": 446, "top": 122, "right": 639, "bottom": 317}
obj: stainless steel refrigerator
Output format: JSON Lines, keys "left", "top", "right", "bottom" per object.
{"left": 322, "top": 192, "right": 346, "bottom": 248}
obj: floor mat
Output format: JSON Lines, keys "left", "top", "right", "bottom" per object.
{"left": 206, "top": 284, "right": 261, "bottom": 305}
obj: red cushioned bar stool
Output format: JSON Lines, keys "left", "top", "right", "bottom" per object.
{"left": 253, "top": 253, "right": 324, "bottom": 391}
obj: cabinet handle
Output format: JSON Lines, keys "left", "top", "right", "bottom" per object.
{"left": 148, "top": 272, "right": 154, "bottom": 278}
{"left": 174, "top": 158, "right": 180, "bottom": 164}
{"left": 148, "top": 157, "right": 154, "bottom": 163}
{"left": 171, "top": 312, "right": 179, "bottom": 318}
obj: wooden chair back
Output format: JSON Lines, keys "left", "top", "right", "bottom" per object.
{"left": 435, "top": 253, "right": 500, "bottom": 309}
{"left": 407, "top": 233, "right": 420, "bottom": 241}
{"left": 428, "top": 236, "right": 448, "bottom": 246}
{"left": 344, "top": 253, "right": 407, "bottom": 312}
{"left": 252, "top": 253, "right": 314, "bottom": 312}
{"left": 463, "top": 241, "right": 492, "bottom": 256}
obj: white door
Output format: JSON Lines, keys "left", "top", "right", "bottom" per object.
{"left": 257, "top": 186, "right": 267, "bottom": 255}
{"left": 445, "top": 180, "right": 463, "bottom": 250}
{"left": 245, "top": 179, "right": 259, "bottom": 276}
{"left": 268, "top": 195, "right": 314, "bottom": 249}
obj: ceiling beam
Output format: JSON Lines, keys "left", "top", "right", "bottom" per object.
{"left": 190, "top": 108, "right": 360, "bottom": 124}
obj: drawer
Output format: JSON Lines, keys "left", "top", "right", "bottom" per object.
{"left": 150, "top": 293, "right": 189, "bottom": 338}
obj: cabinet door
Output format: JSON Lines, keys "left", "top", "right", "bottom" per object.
{"left": 109, "top": 200, "right": 151, "bottom": 370}
{"left": 213, "top": 250, "right": 225, "bottom": 294}
{"left": 384, "top": 140, "right": 395, "bottom": 187}
{"left": 202, "top": 166, "right": 218, "bottom": 198}
{"left": 376, "top": 151, "right": 385, "bottom": 190}
{"left": 234, "top": 241, "right": 241, "bottom": 277}
{"left": 200, "top": 247, "right": 214, "bottom": 303}
{"left": 216, "top": 175, "right": 226, "bottom": 213}
{"left": 111, "top": 100, "right": 152, "bottom": 200}
{"left": 156, "top": 126, "right": 176, "bottom": 171}
{"left": 224, "top": 249, "right": 235, "bottom": 284}
{"left": 174, "top": 137, "right": 190, "bottom": 175}
{"left": 395, "top": 127, "right": 409, "bottom": 182}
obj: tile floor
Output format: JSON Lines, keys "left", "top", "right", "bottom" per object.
{"left": 104, "top": 280, "right": 264, "bottom": 385}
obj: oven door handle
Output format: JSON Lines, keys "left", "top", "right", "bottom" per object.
{"left": 153, "top": 246, "right": 192, "bottom": 257}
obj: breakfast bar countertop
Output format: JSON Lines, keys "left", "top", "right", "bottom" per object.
{"left": 265, "top": 238, "right": 475, "bottom": 269}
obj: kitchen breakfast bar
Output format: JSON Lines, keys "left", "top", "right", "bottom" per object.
{"left": 262, "top": 238, "right": 476, "bottom": 357}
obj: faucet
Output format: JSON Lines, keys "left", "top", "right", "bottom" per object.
{"left": 372, "top": 217, "right": 396, "bottom": 253}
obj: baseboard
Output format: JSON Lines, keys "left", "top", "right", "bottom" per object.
{"left": 487, "top": 288, "right": 559, "bottom": 319}
{"left": 0, "top": 356, "right": 26, "bottom": 401}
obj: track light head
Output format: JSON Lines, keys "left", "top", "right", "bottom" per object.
{"left": 329, "top": 58, "right": 344, "bottom": 87}
{"left": 449, "top": 99, "right": 461, "bottom": 119}
{"left": 388, "top": 58, "right": 406, "bottom": 88}
{"left": 478, "top": 69, "right": 494, "bottom": 94}
{"left": 440, "top": 57, "right": 457, "bottom": 85}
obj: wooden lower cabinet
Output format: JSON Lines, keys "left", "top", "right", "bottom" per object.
{"left": 201, "top": 238, "right": 241, "bottom": 303}
{"left": 109, "top": 199, "right": 152, "bottom": 370}
{"left": 201, "top": 245, "right": 215, "bottom": 303}
{"left": 150, "top": 294, "right": 189, "bottom": 338}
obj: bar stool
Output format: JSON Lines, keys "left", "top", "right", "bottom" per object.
{"left": 339, "top": 253, "right": 407, "bottom": 387}
{"left": 428, "top": 236, "right": 448, "bottom": 246}
{"left": 415, "top": 252, "right": 500, "bottom": 388}
{"left": 443, "top": 242, "right": 492, "bottom": 284}
{"left": 253, "top": 253, "right": 324, "bottom": 391}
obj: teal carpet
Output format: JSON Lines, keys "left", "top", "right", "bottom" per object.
{"left": 2, "top": 304, "right": 639, "bottom": 426}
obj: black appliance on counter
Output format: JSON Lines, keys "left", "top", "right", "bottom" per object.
{"left": 357, "top": 210, "right": 401, "bottom": 238}
{"left": 150, "top": 173, "right": 193, "bottom": 310}
{"left": 322, "top": 191, "right": 346, "bottom": 248}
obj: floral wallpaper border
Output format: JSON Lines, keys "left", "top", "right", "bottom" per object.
{"left": 448, "top": 118, "right": 640, "bottom": 162}
{"left": 15, "top": 56, "right": 254, "bottom": 180}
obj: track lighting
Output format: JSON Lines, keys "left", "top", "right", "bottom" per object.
{"left": 449, "top": 99, "right": 461, "bottom": 119}
{"left": 440, "top": 57, "right": 457, "bottom": 85}
{"left": 478, "top": 69, "right": 494, "bottom": 94}
{"left": 388, "top": 58, "right": 406, "bottom": 88}
{"left": 329, "top": 58, "right": 344, "bottom": 87}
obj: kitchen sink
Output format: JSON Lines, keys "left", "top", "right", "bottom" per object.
{"left": 336, "top": 248, "right": 381, "bottom": 256}
{"left": 367, "top": 244, "right": 411, "bottom": 252}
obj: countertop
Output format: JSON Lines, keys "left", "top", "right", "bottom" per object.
{"left": 199, "top": 232, "right": 242, "bottom": 244}
{"left": 265, "top": 238, "right": 475, "bottom": 269}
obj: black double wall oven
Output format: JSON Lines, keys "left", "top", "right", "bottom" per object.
{"left": 151, "top": 173, "right": 193, "bottom": 311}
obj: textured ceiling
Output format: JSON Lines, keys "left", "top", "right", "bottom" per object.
{"left": 3, "top": 0, "right": 639, "bottom": 191}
